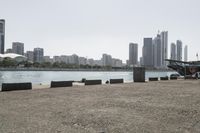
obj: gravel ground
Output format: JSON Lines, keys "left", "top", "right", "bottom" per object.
{"left": 0, "top": 80, "right": 200, "bottom": 133}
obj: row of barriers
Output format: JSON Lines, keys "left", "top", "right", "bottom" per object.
{"left": 1, "top": 79, "right": 124, "bottom": 92}
{"left": 149, "top": 76, "right": 177, "bottom": 81}
{"left": 0, "top": 67, "right": 181, "bottom": 92}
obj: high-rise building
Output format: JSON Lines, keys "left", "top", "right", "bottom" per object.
{"left": 0, "top": 19, "right": 5, "bottom": 54}
{"left": 143, "top": 38, "right": 153, "bottom": 67}
{"left": 102, "top": 54, "right": 112, "bottom": 66}
{"left": 184, "top": 45, "right": 188, "bottom": 62}
{"left": 161, "top": 31, "right": 168, "bottom": 66}
{"left": 34, "top": 48, "right": 44, "bottom": 63}
{"left": 153, "top": 34, "right": 162, "bottom": 68}
{"left": 26, "top": 51, "right": 34, "bottom": 62}
{"left": 176, "top": 40, "right": 182, "bottom": 61}
{"left": 12, "top": 42, "right": 24, "bottom": 55}
{"left": 170, "top": 43, "right": 176, "bottom": 60}
{"left": 129, "top": 43, "right": 138, "bottom": 66}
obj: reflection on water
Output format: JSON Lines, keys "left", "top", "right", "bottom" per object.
{"left": 0, "top": 71, "right": 175, "bottom": 85}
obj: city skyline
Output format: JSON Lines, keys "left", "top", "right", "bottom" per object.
{"left": 2, "top": 20, "right": 189, "bottom": 67}
{"left": 2, "top": 20, "right": 188, "bottom": 68}
{"left": 0, "top": 0, "right": 199, "bottom": 62}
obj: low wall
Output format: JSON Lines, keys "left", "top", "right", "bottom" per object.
{"left": 110, "top": 79, "right": 124, "bottom": 84}
{"left": 1, "top": 82, "right": 32, "bottom": 92}
{"left": 85, "top": 80, "right": 102, "bottom": 85}
{"left": 50, "top": 81, "right": 73, "bottom": 88}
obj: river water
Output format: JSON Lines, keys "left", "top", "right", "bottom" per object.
{"left": 0, "top": 71, "right": 176, "bottom": 85}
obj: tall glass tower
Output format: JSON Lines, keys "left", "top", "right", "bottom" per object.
{"left": 0, "top": 19, "right": 5, "bottom": 54}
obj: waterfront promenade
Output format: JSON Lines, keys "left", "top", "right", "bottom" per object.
{"left": 0, "top": 80, "right": 200, "bottom": 132}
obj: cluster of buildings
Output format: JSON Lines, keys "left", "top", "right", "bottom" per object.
{"left": 1, "top": 19, "right": 189, "bottom": 69}
{"left": 129, "top": 31, "right": 188, "bottom": 68}
{"left": 4, "top": 41, "right": 123, "bottom": 67}
{"left": 0, "top": 19, "right": 123, "bottom": 67}
{"left": 43, "top": 54, "right": 123, "bottom": 67}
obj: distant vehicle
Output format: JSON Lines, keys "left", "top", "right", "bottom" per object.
{"left": 196, "top": 72, "right": 200, "bottom": 79}
{"left": 165, "top": 59, "right": 200, "bottom": 76}
{"left": 170, "top": 73, "right": 180, "bottom": 78}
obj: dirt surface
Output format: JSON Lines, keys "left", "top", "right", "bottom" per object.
{"left": 0, "top": 80, "right": 200, "bottom": 133}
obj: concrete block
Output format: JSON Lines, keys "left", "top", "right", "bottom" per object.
{"left": 133, "top": 67, "right": 145, "bottom": 82}
{"left": 2, "top": 82, "right": 32, "bottom": 92}
{"left": 149, "top": 77, "right": 159, "bottom": 81}
{"left": 51, "top": 81, "right": 73, "bottom": 88}
{"left": 110, "top": 79, "right": 124, "bottom": 84}
{"left": 85, "top": 80, "right": 102, "bottom": 85}
{"left": 160, "top": 77, "right": 169, "bottom": 80}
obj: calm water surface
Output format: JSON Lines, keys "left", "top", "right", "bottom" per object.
{"left": 0, "top": 71, "right": 176, "bottom": 85}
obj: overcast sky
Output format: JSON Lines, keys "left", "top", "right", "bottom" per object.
{"left": 1, "top": 0, "right": 200, "bottom": 62}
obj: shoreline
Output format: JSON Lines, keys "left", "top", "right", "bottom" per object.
{"left": 0, "top": 67, "right": 174, "bottom": 72}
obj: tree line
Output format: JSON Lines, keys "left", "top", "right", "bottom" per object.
{"left": 0, "top": 58, "right": 130, "bottom": 70}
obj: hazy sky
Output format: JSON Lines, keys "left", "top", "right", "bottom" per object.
{"left": 1, "top": 0, "right": 200, "bottom": 62}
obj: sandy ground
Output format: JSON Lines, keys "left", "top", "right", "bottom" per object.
{"left": 0, "top": 80, "right": 200, "bottom": 133}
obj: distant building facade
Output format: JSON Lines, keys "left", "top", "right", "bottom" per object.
{"left": 102, "top": 54, "right": 112, "bottom": 66}
{"left": 184, "top": 45, "right": 188, "bottom": 62}
{"left": 139, "top": 57, "right": 143, "bottom": 66}
{"left": 79, "top": 57, "right": 87, "bottom": 65}
{"left": 25, "top": 51, "right": 34, "bottom": 62}
{"left": 93, "top": 60, "right": 102, "bottom": 66}
{"left": 170, "top": 43, "right": 176, "bottom": 60}
{"left": 34, "top": 48, "right": 44, "bottom": 63}
{"left": 53, "top": 56, "right": 61, "bottom": 63}
{"left": 6, "top": 48, "right": 13, "bottom": 54}
{"left": 153, "top": 34, "right": 162, "bottom": 68}
{"left": 112, "top": 58, "right": 123, "bottom": 67}
{"left": 129, "top": 43, "right": 138, "bottom": 66}
{"left": 161, "top": 31, "right": 168, "bottom": 67}
{"left": 12, "top": 42, "right": 24, "bottom": 55}
{"left": 60, "top": 55, "right": 69, "bottom": 64}
{"left": 70, "top": 54, "right": 79, "bottom": 65}
{"left": 176, "top": 40, "right": 182, "bottom": 61}
{"left": 143, "top": 38, "right": 153, "bottom": 67}
{"left": 43, "top": 56, "right": 51, "bottom": 63}
{"left": 0, "top": 19, "right": 5, "bottom": 54}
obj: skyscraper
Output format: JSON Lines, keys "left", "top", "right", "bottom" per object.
{"left": 129, "top": 43, "right": 138, "bottom": 66}
{"left": 0, "top": 19, "right": 5, "bottom": 54}
{"left": 170, "top": 43, "right": 176, "bottom": 60}
{"left": 161, "top": 31, "right": 168, "bottom": 66}
{"left": 102, "top": 54, "right": 112, "bottom": 66}
{"left": 12, "top": 42, "right": 24, "bottom": 55}
{"left": 184, "top": 45, "right": 188, "bottom": 62}
{"left": 143, "top": 38, "right": 153, "bottom": 67}
{"left": 176, "top": 40, "right": 182, "bottom": 61}
{"left": 34, "top": 48, "right": 44, "bottom": 63}
{"left": 153, "top": 34, "right": 162, "bottom": 68}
